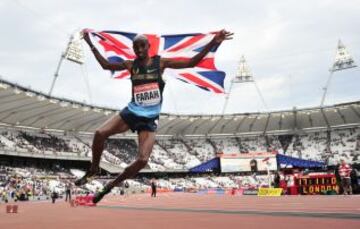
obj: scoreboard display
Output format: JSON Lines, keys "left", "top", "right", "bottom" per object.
{"left": 296, "top": 174, "right": 338, "bottom": 194}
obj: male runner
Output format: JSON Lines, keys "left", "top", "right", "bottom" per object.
{"left": 75, "top": 29, "right": 233, "bottom": 203}
{"left": 151, "top": 178, "right": 157, "bottom": 197}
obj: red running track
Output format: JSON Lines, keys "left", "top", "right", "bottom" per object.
{"left": 1, "top": 193, "right": 360, "bottom": 229}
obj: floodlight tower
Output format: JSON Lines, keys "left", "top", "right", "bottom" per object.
{"left": 222, "top": 56, "right": 268, "bottom": 114}
{"left": 320, "top": 40, "right": 357, "bottom": 107}
{"left": 48, "top": 31, "right": 85, "bottom": 96}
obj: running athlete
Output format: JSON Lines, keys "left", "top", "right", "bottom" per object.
{"left": 75, "top": 29, "right": 233, "bottom": 203}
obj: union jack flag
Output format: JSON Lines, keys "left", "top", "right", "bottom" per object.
{"left": 86, "top": 30, "right": 225, "bottom": 93}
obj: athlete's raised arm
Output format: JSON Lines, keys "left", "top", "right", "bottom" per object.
{"left": 83, "top": 31, "right": 132, "bottom": 71}
{"left": 161, "top": 29, "right": 233, "bottom": 70}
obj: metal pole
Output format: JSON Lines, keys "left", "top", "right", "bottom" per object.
{"left": 320, "top": 71, "right": 334, "bottom": 107}
{"left": 253, "top": 81, "right": 268, "bottom": 111}
{"left": 221, "top": 79, "right": 235, "bottom": 114}
{"left": 48, "top": 53, "right": 65, "bottom": 96}
{"left": 80, "top": 64, "right": 93, "bottom": 104}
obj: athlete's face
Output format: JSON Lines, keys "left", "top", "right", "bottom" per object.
{"left": 133, "top": 40, "right": 149, "bottom": 59}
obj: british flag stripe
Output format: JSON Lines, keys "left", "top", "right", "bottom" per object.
{"left": 176, "top": 70, "right": 225, "bottom": 93}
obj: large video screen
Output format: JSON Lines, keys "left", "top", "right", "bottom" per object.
{"left": 220, "top": 153, "right": 277, "bottom": 173}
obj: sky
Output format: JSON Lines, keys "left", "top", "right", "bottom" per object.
{"left": 0, "top": 0, "right": 359, "bottom": 115}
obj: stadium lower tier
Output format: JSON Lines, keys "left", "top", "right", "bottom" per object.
{"left": 0, "top": 127, "right": 359, "bottom": 172}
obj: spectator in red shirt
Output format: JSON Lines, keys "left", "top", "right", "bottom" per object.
{"left": 338, "top": 159, "right": 353, "bottom": 195}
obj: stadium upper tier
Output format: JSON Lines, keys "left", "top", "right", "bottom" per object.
{"left": 0, "top": 78, "right": 359, "bottom": 137}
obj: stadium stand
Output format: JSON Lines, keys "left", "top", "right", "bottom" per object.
{"left": 1, "top": 127, "right": 360, "bottom": 169}
{"left": 1, "top": 78, "right": 360, "bottom": 199}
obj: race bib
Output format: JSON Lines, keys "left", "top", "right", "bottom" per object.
{"left": 134, "top": 83, "right": 161, "bottom": 106}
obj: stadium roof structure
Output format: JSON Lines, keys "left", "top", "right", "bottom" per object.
{"left": 1, "top": 78, "right": 360, "bottom": 138}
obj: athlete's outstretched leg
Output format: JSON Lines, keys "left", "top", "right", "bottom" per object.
{"left": 93, "top": 131, "right": 155, "bottom": 203}
{"left": 75, "top": 115, "right": 129, "bottom": 186}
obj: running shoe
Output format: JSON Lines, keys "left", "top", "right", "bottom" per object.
{"left": 92, "top": 185, "right": 112, "bottom": 204}
{"left": 74, "top": 169, "right": 97, "bottom": 186}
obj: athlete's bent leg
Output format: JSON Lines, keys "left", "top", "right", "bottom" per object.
{"left": 93, "top": 131, "right": 155, "bottom": 203}
{"left": 90, "top": 115, "right": 130, "bottom": 172}
{"left": 75, "top": 115, "right": 129, "bottom": 186}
